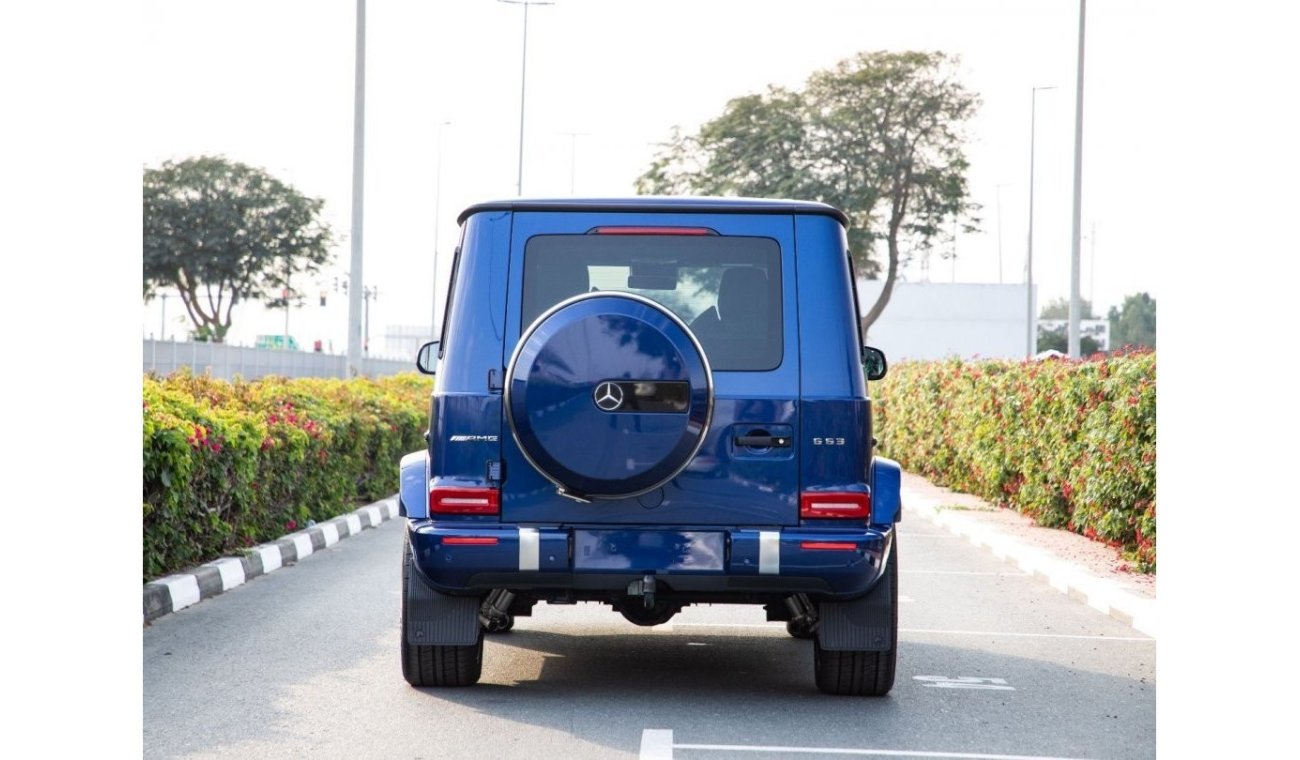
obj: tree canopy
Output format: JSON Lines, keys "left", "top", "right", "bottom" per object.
{"left": 636, "top": 51, "right": 980, "bottom": 332}
{"left": 143, "top": 156, "right": 333, "bottom": 342}
{"left": 1039, "top": 297, "right": 1095, "bottom": 320}
{"left": 1108, "top": 292, "right": 1157, "bottom": 349}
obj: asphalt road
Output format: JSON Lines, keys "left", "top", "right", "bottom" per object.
{"left": 143, "top": 513, "right": 1155, "bottom": 760}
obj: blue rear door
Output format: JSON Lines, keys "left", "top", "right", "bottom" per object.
{"left": 499, "top": 211, "right": 800, "bottom": 527}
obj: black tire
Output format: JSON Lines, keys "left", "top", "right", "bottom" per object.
{"left": 400, "top": 531, "right": 484, "bottom": 687}
{"left": 813, "top": 540, "right": 898, "bottom": 696}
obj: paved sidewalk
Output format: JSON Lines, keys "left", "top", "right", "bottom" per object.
{"left": 901, "top": 471, "right": 1157, "bottom": 637}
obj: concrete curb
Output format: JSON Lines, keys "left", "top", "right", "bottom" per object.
{"left": 143, "top": 496, "right": 400, "bottom": 624}
{"left": 902, "top": 484, "right": 1158, "bottom": 638}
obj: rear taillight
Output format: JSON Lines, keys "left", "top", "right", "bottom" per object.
{"left": 442, "top": 536, "right": 499, "bottom": 546}
{"left": 430, "top": 486, "right": 500, "bottom": 515}
{"left": 800, "top": 541, "right": 859, "bottom": 551}
{"left": 800, "top": 491, "right": 871, "bottom": 520}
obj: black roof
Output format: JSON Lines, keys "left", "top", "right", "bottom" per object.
{"left": 456, "top": 196, "right": 849, "bottom": 226}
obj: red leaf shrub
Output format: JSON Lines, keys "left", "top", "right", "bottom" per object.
{"left": 142, "top": 370, "right": 431, "bottom": 582}
{"left": 873, "top": 352, "right": 1156, "bottom": 572}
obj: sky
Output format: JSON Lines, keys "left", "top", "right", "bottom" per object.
{"left": 140, "top": 0, "right": 1164, "bottom": 353}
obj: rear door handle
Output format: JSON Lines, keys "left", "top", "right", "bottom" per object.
{"left": 735, "top": 435, "right": 791, "bottom": 448}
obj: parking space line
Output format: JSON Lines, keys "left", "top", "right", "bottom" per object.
{"left": 640, "top": 729, "right": 674, "bottom": 759}
{"left": 670, "top": 623, "right": 1149, "bottom": 641}
{"left": 644, "top": 729, "right": 1098, "bottom": 760}
{"left": 902, "top": 627, "right": 1152, "bottom": 642}
{"left": 903, "top": 570, "right": 1031, "bottom": 576}
{"left": 674, "top": 623, "right": 784, "bottom": 630}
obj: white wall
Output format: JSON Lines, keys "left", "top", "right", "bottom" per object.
{"left": 856, "top": 282, "right": 1034, "bottom": 362}
{"left": 143, "top": 339, "right": 414, "bottom": 380}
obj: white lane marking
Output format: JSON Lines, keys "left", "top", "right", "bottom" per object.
{"left": 345, "top": 514, "right": 363, "bottom": 536}
{"left": 915, "top": 675, "right": 1014, "bottom": 691}
{"left": 902, "top": 627, "right": 1153, "bottom": 642}
{"left": 158, "top": 575, "right": 200, "bottom": 611}
{"left": 903, "top": 570, "right": 1030, "bottom": 576}
{"left": 291, "top": 533, "right": 313, "bottom": 559}
{"left": 669, "top": 743, "right": 1094, "bottom": 759}
{"left": 672, "top": 623, "right": 1148, "bottom": 642}
{"left": 208, "top": 558, "right": 246, "bottom": 591}
{"left": 321, "top": 522, "right": 340, "bottom": 547}
{"left": 900, "top": 595, "right": 915, "bottom": 603}
{"left": 674, "top": 623, "right": 784, "bottom": 630}
{"left": 256, "top": 545, "right": 282, "bottom": 573}
{"left": 639, "top": 729, "right": 674, "bottom": 760}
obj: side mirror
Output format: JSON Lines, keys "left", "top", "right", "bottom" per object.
{"left": 416, "top": 340, "right": 440, "bottom": 375}
{"left": 862, "top": 345, "right": 888, "bottom": 381}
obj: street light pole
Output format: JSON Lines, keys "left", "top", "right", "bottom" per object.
{"left": 1026, "top": 84, "right": 1056, "bottom": 358}
{"left": 1068, "top": 0, "right": 1088, "bottom": 358}
{"left": 432, "top": 120, "right": 451, "bottom": 338}
{"left": 499, "top": 0, "right": 554, "bottom": 196}
{"left": 347, "top": 0, "right": 366, "bottom": 377}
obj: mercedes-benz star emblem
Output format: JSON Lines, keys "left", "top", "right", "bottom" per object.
{"left": 593, "top": 381, "right": 624, "bottom": 412}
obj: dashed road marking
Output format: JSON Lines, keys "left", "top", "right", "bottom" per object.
{"left": 670, "top": 623, "right": 1149, "bottom": 642}
{"left": 642, "top": 728, "right": 1099, "bottom": 759}
{"left": 915, "top": 675, "right": 1014, "bottom": 691}
{"left": 902, "top": 627, "right": 1153, "bottom": 642}
{"left": 903, "top": 570, "right": 1031, "bottom": 576}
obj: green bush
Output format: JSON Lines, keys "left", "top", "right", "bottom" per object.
{"left": 873, "top": 352, "right": 1155, "bottom": 572}
{"left": 142, "top": 371, "right": 431, "bottom": 582}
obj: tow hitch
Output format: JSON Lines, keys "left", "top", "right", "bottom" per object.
{"left": 627, "top": 574, "right": 657, "bottom": 609}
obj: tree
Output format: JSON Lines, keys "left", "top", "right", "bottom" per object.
{"left": 143, "top": 156, "right": 333, "bottom": 342}
{"left": 636, "top": 51, "right": 980, "bottom": 333}
{"left": 1037, "top": 327, "right": 1101, "bottom": 355}
{"left": 1039, "top": 297, "right": 1095, "bottom": 320}
{"left": 1108, "top": 292, "right": 1157, "bottom": 349}
{"left": 1036, "top": 298, "right": 1102, "bottom": 354}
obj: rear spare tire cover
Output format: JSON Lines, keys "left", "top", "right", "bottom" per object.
{"left": 506, "top": 292, "right": 713, "bottom": 500}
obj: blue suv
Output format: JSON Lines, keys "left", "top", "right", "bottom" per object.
{"left": 402, "top": 197, "right": 901, "bottom": 695}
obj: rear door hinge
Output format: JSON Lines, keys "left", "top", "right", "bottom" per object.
{"left": 488, "top": 368, "right": 504, "bottom": 394}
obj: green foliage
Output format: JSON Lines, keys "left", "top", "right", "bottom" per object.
{"left": 142, "top": 156, "right": 334, "bottom": 342}
{"left": 1108, "top": 292, "right": 1157, "bottom": 349}
{"left": 142, "top": 371, "right": 430, "bottom": 582}
{"left": 873, "top": 353, "right": 1156, "bottom": 572}
{"left": 637, "top": 50, "right": 980, "bottom": 328}
{"left": 1037, "top": 326, "right": 1102, "bottom": 355}
{"left": 1039, "top": 297, "right": 1095, "bottom": 320}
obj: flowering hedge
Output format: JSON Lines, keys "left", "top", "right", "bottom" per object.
{"left": 873, "top": 352, "right": 1155, "bottom": 572}
{"left": 143, "top": 371, "right": 431, "bottom": 582}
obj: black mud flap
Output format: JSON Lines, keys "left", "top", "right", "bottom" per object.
{"left": 406, "top": 565, "right": 481, "bottom": 646}
{"left": 817, "top": 560, "right": 894, "bottom": 652}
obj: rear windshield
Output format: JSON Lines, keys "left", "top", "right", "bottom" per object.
{"left": 522, "top": 234, "right": 782, "bottom": 371}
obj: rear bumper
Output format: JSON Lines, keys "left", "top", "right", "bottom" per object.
{"left": 407, "top": 520, "right": 893, "bottom": 600}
